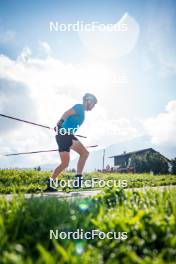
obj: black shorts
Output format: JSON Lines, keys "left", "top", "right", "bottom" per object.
{"left": 55, "top": 133, "right": 78, "bottom": 152}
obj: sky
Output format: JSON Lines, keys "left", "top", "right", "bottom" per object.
{"left": 0, "top": 0, "right": 176, "bottom": 169}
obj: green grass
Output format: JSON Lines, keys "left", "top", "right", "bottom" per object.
{"left": 0, "top": 169, "right": 176, "bottom": 194}
{"left": 0, "top": 188, "right": 175, "bottom": 263}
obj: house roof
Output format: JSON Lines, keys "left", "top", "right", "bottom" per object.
{"left": 109, "top": 148, "right": 170, "bottom": 162}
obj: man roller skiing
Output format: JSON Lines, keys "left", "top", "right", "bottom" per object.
{"left": 46, "top": 93, "right": 97, "bottom": 192}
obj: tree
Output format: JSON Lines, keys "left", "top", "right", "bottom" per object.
{"left": 171, "top": 158, "right": 176, "bottom": 174}
{"left": 130, "top": 152, "right": 169, "bottom": 174}
{"left": 130, "top": 154, "right": 147, "bottom": 173}
{"left": 34, "top": 166, "right": 41, "bottom": 171}
{"left": 146, "top": 152, "right": 168, "bottom": 174}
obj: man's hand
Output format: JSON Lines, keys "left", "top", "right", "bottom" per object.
{"left": 54, "top": 119, "right": 64, "bottom": 132}
{"left": 57, "top": 118, "right": 64, "bottom": 127}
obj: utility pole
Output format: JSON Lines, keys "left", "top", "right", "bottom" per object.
{"left": 102, "top": 149, "right": 105, "bottom": 171}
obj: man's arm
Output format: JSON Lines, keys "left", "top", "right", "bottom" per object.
{"left": 57, "top": 108, "right": 76, "bottom": 125}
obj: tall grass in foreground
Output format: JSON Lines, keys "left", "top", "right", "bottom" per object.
{"left": 0, "top": 188, "right": 175, "bottom": 263}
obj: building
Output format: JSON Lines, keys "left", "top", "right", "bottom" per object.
{"left": 109, "top": 148, "right": 170, "bottom": 173}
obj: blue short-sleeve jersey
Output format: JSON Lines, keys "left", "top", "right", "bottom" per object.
{"left": 61, "top": 104, "right": 85, "bottom": 132}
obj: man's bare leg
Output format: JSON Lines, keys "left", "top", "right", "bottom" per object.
{"left": 50, "top": 151, "right": 70, "bottom": 180}
{"left": 71, "top": 140, "right": 89, "bottom": 174}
